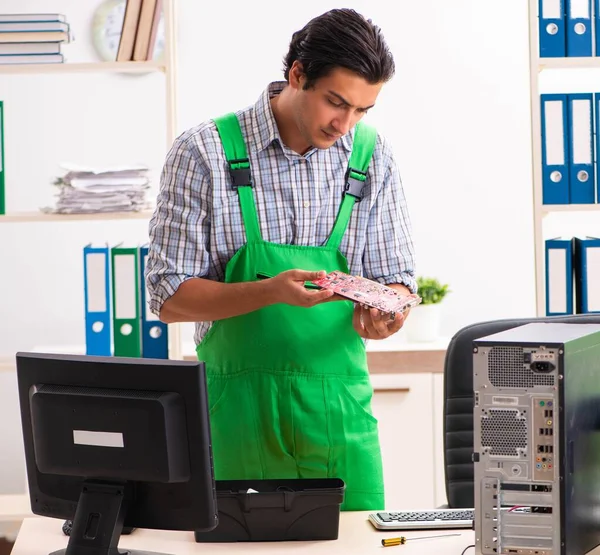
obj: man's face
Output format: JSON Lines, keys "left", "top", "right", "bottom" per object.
{"left": 291, "top": 64, "right": 384, "bottom": 150}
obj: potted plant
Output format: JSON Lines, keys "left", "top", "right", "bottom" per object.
{"left": 406, "top": 276, "right": 450, "bottom": 343}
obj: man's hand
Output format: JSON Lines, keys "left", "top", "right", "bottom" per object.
{"left": 268, "top": 269, "right": 335, "bottom": 307}
{"left": 351, "top": 282, "right": 412, "bottom": 340}
{"left": 352, "top": 306, "right": 406, "bottom": 339}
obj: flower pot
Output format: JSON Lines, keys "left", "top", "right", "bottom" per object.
{"left": 405, "top": 303, "right": 443, "bottom": 343}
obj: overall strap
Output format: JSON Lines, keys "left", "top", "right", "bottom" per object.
{"left": 213, "top": 113, "right": 262, "bottom": 243}
{"left": 326, "top": 122, "right": 378, "bottom": 249}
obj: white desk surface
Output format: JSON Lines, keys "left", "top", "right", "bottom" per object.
{"left": 0, "top": 494, "right": 30, "bottom": 522}
{"left": 0, "top": 494, "right": 31, "bottom": 542}
{"left": 12, "top": 513, "right": 474, "bottom": 555}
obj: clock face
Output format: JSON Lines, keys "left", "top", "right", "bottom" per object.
{"left": 91, "top": 0, "right": 165, "bottom": 62}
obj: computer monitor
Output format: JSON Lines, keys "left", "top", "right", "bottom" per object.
{"left": 16, "top": 352, "right": 218, "bottom": 555}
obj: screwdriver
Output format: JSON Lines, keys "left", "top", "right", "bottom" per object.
{"left": 381, "top": 532, "right": 461, "bottom": 547}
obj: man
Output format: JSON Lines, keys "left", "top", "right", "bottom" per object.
{"left": 146, "top": 8, "right": 416, "bottom": 511}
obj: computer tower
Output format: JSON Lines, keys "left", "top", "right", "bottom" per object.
{"left": 473, "top": 322, "right": 600, "bottom": 555}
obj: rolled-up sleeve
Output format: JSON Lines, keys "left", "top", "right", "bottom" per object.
{"left": 363, "top": 148, "right": 417, "bottom": 294}
{"left": 146, "top": 135, "right": 211, "bottom": 316}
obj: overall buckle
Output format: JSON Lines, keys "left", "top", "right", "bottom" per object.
{"left": 344, "top": 167, "right": 367, "bottom": 200}
{"left": 228, "top": 158, "right": 253, "bottom": 189}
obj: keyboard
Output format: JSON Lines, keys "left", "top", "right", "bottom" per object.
{"left": 368, "top": 508, "right": 474, "bottom": 530}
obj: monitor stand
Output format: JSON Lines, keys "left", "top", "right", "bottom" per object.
{"left": 49, "top": 480, "right": 171, "bottom": 555}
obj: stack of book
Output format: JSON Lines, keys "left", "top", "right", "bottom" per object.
{"left": 0, "top": 13, "right": 71, "bottom": 65}
{"left": 118, "top": 0, "right": 163, "bottom": 62}
{"left": 44, "top": 164, "right": 152, "bottom": 214}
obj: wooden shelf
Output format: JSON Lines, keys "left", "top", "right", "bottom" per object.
{"left": 541, "top": 204, "right": 600, "bottom": 214}
{"left": 0, "top": 61, "right": 165, "bottom": 75}
{"left": 538, "top": 57, "right": 600, "bottom": 70}
{"left": 0, "top": 210, "right": 154, "bottom": 223}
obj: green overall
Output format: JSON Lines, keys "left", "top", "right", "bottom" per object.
{"left": 196, "top": 113, "right": 385, "bottom": 511}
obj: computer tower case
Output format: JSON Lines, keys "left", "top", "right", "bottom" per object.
{"left": 473, "top": 322, "right": 600, "bottom": 555}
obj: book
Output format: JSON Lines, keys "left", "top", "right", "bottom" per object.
{"left": 133, "top": 0, "right": 162, "bottom": 61}
{"left": 0, "top": 100, "right": 4, "bottom": 215}
{"left": 0, "top": 53, "right": 63, "bottom": 65}
{"left": 117, "top": 0, "right": 143, "bottom": 61}
{"left": 0, "top": 31, "right": 69, "bottom": 43}
{"left": 0, "top": 14, "right": 66, "bottom": 23}
{"left": 0, "top": 41, "right": 61, "bottom": 55}
{"left": 0, "top": 21, "right": 69, "bottom": 32}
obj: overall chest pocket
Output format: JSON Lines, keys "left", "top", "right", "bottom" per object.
{"left": 256, "top": 271, "right": 321, "bottom": 290}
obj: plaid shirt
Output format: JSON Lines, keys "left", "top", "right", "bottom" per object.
{"left": 146, "top": 81, "right": 416, "bottom": 344}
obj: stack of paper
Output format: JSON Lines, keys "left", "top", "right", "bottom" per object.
{"left": 44, "top": 164, "right": 152, "bottom": 214}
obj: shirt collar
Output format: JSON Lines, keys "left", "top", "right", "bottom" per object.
{"left": 252, "top": 81, "right": 352, "bottom": 153}
{"left": 251, "top": 81, "right": 284, "bottom": 153}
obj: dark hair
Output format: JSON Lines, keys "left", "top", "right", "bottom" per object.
{"left": 283, "top": 9, "right": 395, "bottom": 89}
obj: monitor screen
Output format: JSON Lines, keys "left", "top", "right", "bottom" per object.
{"left": 16, "top": 352, "right": 217, "bottom": 555}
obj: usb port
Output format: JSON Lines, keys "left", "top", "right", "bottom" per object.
{"left": 532, "top": 485, "right": 552, "bottom": 492}
{"left": 532, "top": 506, "right": 553, "bottom": 514}
{"left": 540, "top": 428, "right": 545, "bottom": 435}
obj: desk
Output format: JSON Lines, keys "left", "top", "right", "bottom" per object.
{"left": 12, "top": 514, "right": 473, "bottom": 555}
{"left": 0, "top": 494, "right": 31, "bottom": 542}
{"left": 181, "top": 339, "right": 449, "bottom": 374}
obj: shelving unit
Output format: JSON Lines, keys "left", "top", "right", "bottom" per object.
{"left": 1, "top": 0, "right": 182, "bottom": 359}
{"left": 0, "top": 61, "right": 165, "bottom": 75}
{"left": 528, "top": 1, "right": 600, "bottom": 317}
{"left": 541, "top": 204, "right": 600, "bottom": 214}
{"left": 0, "top": 210, "right": 154, "bottom": 223}
{"left": 538, "top": 57, "right": 600, "bottom": 69}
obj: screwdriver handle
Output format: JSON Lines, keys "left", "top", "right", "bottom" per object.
{"left": 382, "top": 533, "right": 461, "bottom": 547}
{"left": 382, "top": 537, "right": 406, "bottom": 546}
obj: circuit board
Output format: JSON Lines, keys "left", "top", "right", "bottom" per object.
{"left": 311, "top": 271, "right": 422, "bottom": 314}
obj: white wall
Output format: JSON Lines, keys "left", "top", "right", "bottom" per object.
{"left": 175, "top": 0, "right": 540, "bottom": 332}
{"left": 0, "top": 0, "right": 539, "bottom": 492}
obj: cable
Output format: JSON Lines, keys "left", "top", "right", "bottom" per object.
{"left": 460, "top": 545, "right": 475, "bottom": 555}
{"left": 507, "top": 505, "right": 530, "bottom": 513}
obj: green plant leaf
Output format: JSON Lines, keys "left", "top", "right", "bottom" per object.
{"left": 416, "top": 276, "right": 450, "bottom": 305}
